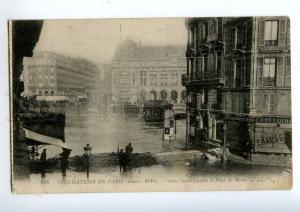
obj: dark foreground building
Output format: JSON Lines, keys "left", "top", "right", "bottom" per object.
{"left": 182, "top": 17, "right": 291, "bottom": 165}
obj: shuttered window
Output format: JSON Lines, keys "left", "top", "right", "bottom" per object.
{"left": 276, "top": 57, "right": 284, "bottom": 86}
{"left": 235, "top": 59, "right": 242, "bottom": 87}
{"left": 285, "top": 57, "right": 291, "bottom": 86}
{"left": 265, "top": 21, "right": 278, "bottom": 46}
{"left": 278, "top": 19, "right": 286, "bottom": 45}
{"left": 286, "top": 19, "right": 290, "bottom": 45}
{"left": 242, "top": 23, "right": 247, "bottom": 48}
{"left": 257, "top": 58, "right": 263, "bottom": 86}
{"left": 258, "top": 21, "right": 265, "bottom": 46}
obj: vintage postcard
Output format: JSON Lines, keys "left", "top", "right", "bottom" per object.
{"left": 9, "top": 17, "right": 292, "bottom": 193}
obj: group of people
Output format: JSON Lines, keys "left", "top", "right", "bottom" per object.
{"left": 118, "top": 143, "right": 133, "bottom": 172}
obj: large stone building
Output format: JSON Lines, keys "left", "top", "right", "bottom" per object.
{"left": 22, "top": 51, "right": 99, "bottom": 102}
{"left": 183, "top": 17, "right": 291, "bottom": 164}
{"left": 112, "top": 40, "right": 187, "bottom": 106}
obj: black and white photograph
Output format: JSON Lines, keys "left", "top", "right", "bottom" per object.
{"left": 9, "top": 17, "right": 292, "bottom": 193}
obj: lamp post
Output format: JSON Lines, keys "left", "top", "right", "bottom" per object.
{"left": 84, "top": 144, "right": 92, "bottom": 179}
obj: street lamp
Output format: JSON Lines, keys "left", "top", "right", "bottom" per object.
{"left": 83, "top": 144, "right": 92, "bottom": 179}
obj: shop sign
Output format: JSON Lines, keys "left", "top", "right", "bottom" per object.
{"left": 256, "top": 117, "right": 291, "bottom": 124}
{"left": 256, "top": 133, "right": 285, "bottom": 147}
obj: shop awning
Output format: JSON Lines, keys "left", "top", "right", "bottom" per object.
{"left": 23, "top": 128, "right": 71, "bottom": 150}
{"left": 36, "top": 96, "right": 70, "bottom": 101}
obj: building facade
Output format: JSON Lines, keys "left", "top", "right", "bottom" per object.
{"left": 22, "top": 51, "right": 99, "bottom": 102}
{"left": 112, "top": 40, "right": 187, "bottom": 106}
{"left": 183, "top": 17, "right": 291, "bottom": 163}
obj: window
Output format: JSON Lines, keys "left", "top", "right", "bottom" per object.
{"left": 199, "top": 24, "right": 206, "bottom": 41}
{"left": 242, "top": 23, "right": 247, "bottom": 48}
{"left": 192, "top": 27, "right": 197, "bottom": 47}
{"left": 263, "top": 58, "right": 276, "bottom": 86}
{"left": 263, "top": 94, "right": 275, "bottom": 114}
{"left": 208, "top": 19, "right": 217, "bottom": 35}
{"left": 149, "top": 71, "right": 157, "bottom": 86}
{"left": 265, "top": 21, "right": 278, "bottom": 46}
{"left": 51, "top": 90, "right": 54, "bottom": 95}
{"left": 204, "top": 57, "right": 208, "bottom": 72}
{"left": 235, "top": 60, "right": 242, "bottom": 87}
{"left": 170, "top": 71, "right": 178, "bottom": 85}
{"left": 160, "top": 71, "right": 168, "bottom": 86}
{"left": 120, "top": 71, "right": 130, "bottom": 86}
{"left": 140, "top": 71, "right": 147, "bottom": 86}
{"left": 45, "top": 90, "right": 48, "bottom": 94}
{"left": 230, "top": 27, "right": 237, "bottom": 50}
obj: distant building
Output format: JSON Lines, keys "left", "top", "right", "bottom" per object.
{"left": 183, "top": 17, "right": 291, "bottom": 163}
{"left": 22, "top": 51, "right": 99, "bottom": 103}
{"left": 112, "top": 40, "right": 187, "bottom": 106}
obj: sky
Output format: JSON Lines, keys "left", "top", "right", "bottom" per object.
{"left": 35, "top": 18, "right": 187, "bottom": 64}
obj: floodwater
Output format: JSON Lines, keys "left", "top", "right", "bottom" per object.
{"left": 25, "top": 108, "right": 291, "bottom": 192}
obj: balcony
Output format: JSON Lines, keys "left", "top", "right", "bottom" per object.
{"left": 186, "top": 44, "right": 197, "bottom": 56}
{"left": 207, "top": 32, "right": 222, "bottom": 43}
{"left": 182, "top": 73, "right": 225, "bottom": 88}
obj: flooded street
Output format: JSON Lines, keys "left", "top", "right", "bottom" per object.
{"left": 63, "top": 111, "right": 187, "bottom": 156}
{"left": 33, "top": 109, "right": 288, "bottom": 185}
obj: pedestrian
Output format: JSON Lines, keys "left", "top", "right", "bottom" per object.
{"left": 40, "top": 149, "right": 47, "bottom": 178}
{"left": 60, "top": 149, "right": 69, "bottom": 178}
{"left": 125, "top": 143, "right": 133, "bottom": 169}
{"left": 125, "top": 143, "right": 133, "bottom": 155}
{"left": 40, "top": 149, "right": 47, "bottom": 162}
{"left": 118, "top": 149, "right": 127, "bottom": 172}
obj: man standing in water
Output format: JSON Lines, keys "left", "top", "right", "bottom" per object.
{"left": 118, "top": 149, "right": 127, "bottom": 172}
{"left": 125, "top": 143, "right": 133, "bottom": 168}
{"left": 40, "top": 149, "right": 47, "bottom": 162}
{"left": 40, "top": 149, "right": 47, "bottom": 178}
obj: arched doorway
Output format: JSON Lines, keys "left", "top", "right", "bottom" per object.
{"left": 171, "top": 90, "right": 178, "bottom": 103}
{"left": 150, "top": 90, "right": 157, "bottom": 100}
{"left": 160, "top": 90, "right": 167, "bottom": 102}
